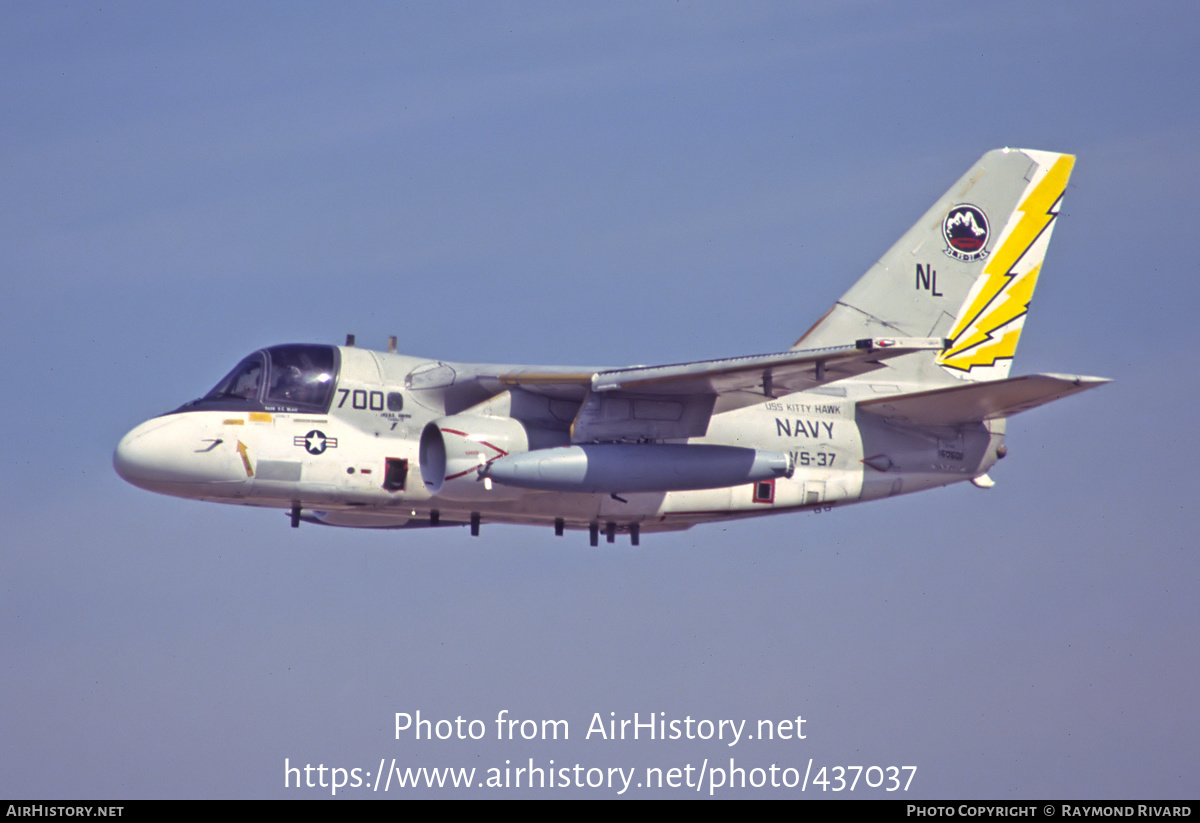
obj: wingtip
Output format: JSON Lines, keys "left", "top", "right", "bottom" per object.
{"left": 1039, "top": 373, "right": 1112, "bottom": 388}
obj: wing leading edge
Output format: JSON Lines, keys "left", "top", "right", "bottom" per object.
{"left": 494, "top": 337, "right": 945, "bottom": 400}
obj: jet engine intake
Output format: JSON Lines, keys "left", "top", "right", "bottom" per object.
{"left": 419, "top": 414, "right": 530, "bottom": 500}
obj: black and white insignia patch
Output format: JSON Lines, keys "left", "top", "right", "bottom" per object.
{"left": 942, "top": 204, "right": 990, "bottom": 262}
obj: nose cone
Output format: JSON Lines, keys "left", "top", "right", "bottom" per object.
{"left": 114, "top": 417, "right": 173, "bottom": 488}
{"left": 114, "top": 415, "right": 246, "bottom": 494}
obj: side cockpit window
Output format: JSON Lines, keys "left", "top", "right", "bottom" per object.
{"left": 263, "top": 344, "right": 338, "bottom": 413}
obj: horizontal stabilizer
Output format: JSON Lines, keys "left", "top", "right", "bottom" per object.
{"left": 857, "top": 373, "right": 1109, "bottom": 427}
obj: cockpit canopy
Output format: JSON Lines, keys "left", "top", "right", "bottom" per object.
{"left": 182, "top": 344, "right": 339, "bottom": 414}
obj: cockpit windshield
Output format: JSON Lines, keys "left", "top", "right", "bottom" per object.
{"left": 205, "top": 353, "right": 266, "bottom": 402}
{"left": 186, "top": 344, "right": 339, "bottom": 414}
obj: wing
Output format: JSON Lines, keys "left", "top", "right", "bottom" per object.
{"left": 486, "top": 338, "right": 945, "bottom": 442}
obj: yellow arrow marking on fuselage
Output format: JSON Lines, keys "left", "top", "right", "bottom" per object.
{"left": 236, "top": 440, "right": 254, "bottom": 477}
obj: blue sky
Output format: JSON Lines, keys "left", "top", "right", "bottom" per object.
{"left": 3, "top": 1, "right": 1198, "bottom": 798}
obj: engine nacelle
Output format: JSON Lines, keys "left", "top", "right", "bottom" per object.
{"left": 419, "top": 414, "right": 530, "bottom": 500}
{"left": 483, "top": 443, "right": 794, "bottom": 494}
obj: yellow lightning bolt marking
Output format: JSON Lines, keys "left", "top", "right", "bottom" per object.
{"left": 236, "top": 440, "right": 254, "bottom": 477}
{"left": 938, "top": 154, "right": 1074, "bottom": 372}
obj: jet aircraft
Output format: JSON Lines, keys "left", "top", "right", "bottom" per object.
{"left": 114, "top": 148, "right": 1107, "bottom": 545}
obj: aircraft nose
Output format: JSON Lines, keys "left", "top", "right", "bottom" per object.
{"left": 114, "top": 415, "right": 244, "bottom": 491}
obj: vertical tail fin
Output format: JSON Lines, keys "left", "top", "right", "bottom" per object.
{"left": 936, "top": 151, "right": 1074, "bottom": 379}
{"left": 795, "top": 149, "right": 1075, "bottom": 383}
